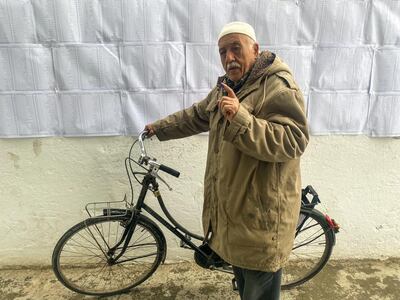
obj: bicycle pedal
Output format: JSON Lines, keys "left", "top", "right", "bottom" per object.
{"left": 232, "top": 278, "right": 238, "bottom": 291}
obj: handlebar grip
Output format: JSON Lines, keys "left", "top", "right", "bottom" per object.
{"left": 159, "top": 164, "right": 180, "bottom": 178}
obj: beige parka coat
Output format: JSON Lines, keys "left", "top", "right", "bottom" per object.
{"left": 152, "top": 51, "right": 309, "bottom": 272}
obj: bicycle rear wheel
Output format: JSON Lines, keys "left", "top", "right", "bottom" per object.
{"left": 281, "top": 208, "right": 335, "bottom": 289}
{"left": 52, "top": 215, "right": 165, "bottom": 296}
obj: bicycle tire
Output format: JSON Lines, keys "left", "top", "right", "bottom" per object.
{"left": 281, "top": 208, "right": 335, "bottom": 290}
{"left": 52, "top": 215, "right": 166, "bottom": 296}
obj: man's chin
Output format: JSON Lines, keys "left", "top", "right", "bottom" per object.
{"left": 227, "top": 71, "right": 243, "bottom": 83}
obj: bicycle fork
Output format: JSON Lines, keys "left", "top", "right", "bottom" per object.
{"left": 106, "top": 211, "right": 140, "bottom": 264}
{"left": 104, "top": 175, "right": 154, "bottom": 264}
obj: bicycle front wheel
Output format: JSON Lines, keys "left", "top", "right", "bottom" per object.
{"left": 281, "top": 208, "right": 335, "bottom": 289}
{"left": 52, "top": 215, "right": 165, "bottom": 296}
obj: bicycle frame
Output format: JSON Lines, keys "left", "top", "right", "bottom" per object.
{"left": 106, "top": 171, "right": 212, "bottom": 266}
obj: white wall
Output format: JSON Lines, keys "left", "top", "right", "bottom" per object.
{"left": 1, "top": 135, "right": 399, "bottom": 266}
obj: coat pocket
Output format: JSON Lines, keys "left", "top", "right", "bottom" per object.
{"left": 225, "top": 187, "right": 270, "bottom": 248}
{"left": 226, "top": 199, "right": 278, "bottom": 249}
{"left": 225, "top": 186, "right": 265, "bottom": 227}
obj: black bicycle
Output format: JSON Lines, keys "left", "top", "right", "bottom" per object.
{"left": 52, "top": 131, "right": 339, "bottom": 296}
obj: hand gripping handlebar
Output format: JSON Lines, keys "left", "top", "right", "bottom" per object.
{"left": 138, "top": 131, "right": 180, "bottom": 178}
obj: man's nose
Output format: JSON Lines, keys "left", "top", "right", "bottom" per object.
{"left": 225, "top": 50, "right": 235, "bottom": 64}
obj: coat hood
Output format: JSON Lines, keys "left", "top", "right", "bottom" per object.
{"left": 247, "top": 50, "right": 292, "bottom": 84}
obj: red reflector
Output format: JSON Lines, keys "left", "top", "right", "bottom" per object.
{"left": 325, "top": 214, "right": 340, "bottom": 233}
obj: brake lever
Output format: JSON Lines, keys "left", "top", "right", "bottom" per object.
{"left": 156, "top": 173, "right": 173, "bottom": 191}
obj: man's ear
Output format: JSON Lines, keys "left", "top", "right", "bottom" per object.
{"left": 253, "top": 42, "right": 259, "bottom": 55}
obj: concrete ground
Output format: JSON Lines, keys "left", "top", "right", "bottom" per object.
{"left": 0, "top": 259, "right": 399, "bottom": 300}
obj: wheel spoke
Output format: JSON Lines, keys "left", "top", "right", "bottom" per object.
{"left": 115, "top": 252, "right": 158, "bottom": 264}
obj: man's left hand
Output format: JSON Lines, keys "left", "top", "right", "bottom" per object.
{"left": 218, "top": 83, "right": 240, "bottom": 121}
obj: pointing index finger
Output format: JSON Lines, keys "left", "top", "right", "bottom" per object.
{"left": 221, "top": 82, "right": 235, "bottom": 97}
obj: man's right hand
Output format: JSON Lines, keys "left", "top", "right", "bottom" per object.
{"left": 144, "top": 124, "right": 156, "bottom": 137}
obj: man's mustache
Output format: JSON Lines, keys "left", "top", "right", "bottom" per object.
{"left": 227, "top": 62, "right": 241, "bottom": 70}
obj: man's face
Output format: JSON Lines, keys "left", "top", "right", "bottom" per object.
{"left": 218, "top": 33, "right": 259, "bottom": 83}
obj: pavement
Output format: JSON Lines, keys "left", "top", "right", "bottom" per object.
{"left": 0, "top": 259, "right": 399, "bottom": 300}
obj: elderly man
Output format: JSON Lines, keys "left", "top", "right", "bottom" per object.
{"left": 145, "top": 21, "right": 309, "bottom": 299}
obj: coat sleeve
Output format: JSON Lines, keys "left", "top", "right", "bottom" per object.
{"left": 152, "top": 93, "right": 211, "bottom": 141}
{"left": 223, "top": 88, "right": 309, "bottom": 162}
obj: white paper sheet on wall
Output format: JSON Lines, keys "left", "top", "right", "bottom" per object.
{"left": 371, "top": 47, "right": 400, "bottom": 93}
{"left": 0, "top": 93, "right": 60, "bottom": 137}
{"left": 186, "top": 44, "right": 224, "bottom": 90}
{"left": 0, "top": 46, "right": 55, "bottom": 91}
{"left": 252, "top": 0, "right": 301, "bottom": 45}
{"left": 54, "top": 45, "right": 122, "bottom": 90}
{"left": 299, "top": 0, "right": 368, "bottom": 45}
{"left": 32, "top": 0, "right": 123, "bottom": 43}
{"left": 122, "top": 0, "right": 188, "bottom": 42}
{"left": 33, "top": 0, "right": 81, "bottom": 42}
{"left": 121, "top": 43, "right": 185, "bottom": 90}
{"left": 1, "top": 0, "right": 400, "bottom": 138}
{"left": 0, "top": 48, "right": 14, "bottom": 91}
{"left": 368, "top": 94, "right": 400, "bottom": 136}
{"left": 59, "top": 92, "right": 124, "bottom": 136}
{"left": 268, "top": 46, "right": 313, "bottom": 95}
{"left": 0, "top": 0, "right": 36, "bottom": 43}
{"left": 365, "top": 0, "right": 400, "bottom": 45}
{"left": 187, "top": 0, "right": 234, "bottom": 43}
{"left": 185, "top": 91, "right": 210, "bottom": 109}
{"left": 144, "top": 0, "right": 171, "bottom": 42}
{"left": 308, "top": 91, "right": 369, "bottom": 134}
{"left": 121, "top": 0, "right": 144, "bottom": 41}
{"left": 311, "top": 47, "right": 373, "bottom": 91}
{"left": 123, "top": 91, "right": 184, "bottom": 135}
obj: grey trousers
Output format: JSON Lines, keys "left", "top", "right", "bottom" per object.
{"left": 232, "top": 266, "right": 282, "bottom": 300}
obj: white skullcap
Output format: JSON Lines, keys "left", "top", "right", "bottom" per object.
{"left": 218, "top": 21, "right": 257, "bottom": 42}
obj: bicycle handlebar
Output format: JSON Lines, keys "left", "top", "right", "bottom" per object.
{"left": 159, "top": 164, "right": 180, "bottom": 178}
{"left": 137, "top": 130, "right": 180, "bottom": 178}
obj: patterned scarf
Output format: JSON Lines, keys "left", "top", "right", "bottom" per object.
{"left": 223, "top": 68, "right": 252, "bottom": 95}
